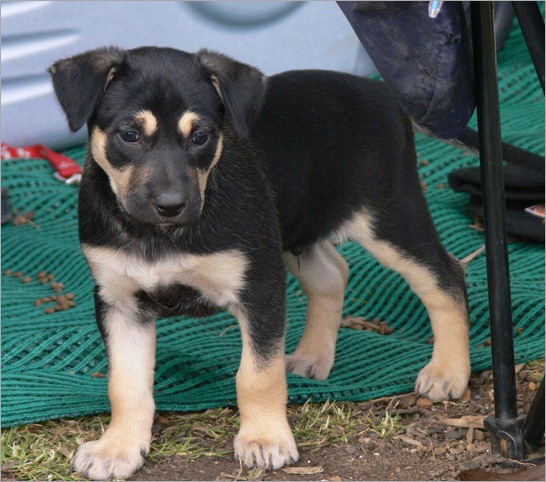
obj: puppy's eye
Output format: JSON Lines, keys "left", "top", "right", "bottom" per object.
{"left": 192, "top": 132, "right": 209, "bottom": 146}
{"left": 120, "top": 130, "right": 140, "bottom": 143}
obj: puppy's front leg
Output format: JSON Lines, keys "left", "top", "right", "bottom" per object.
{"left": 72, "top": 288, "right": 156, "bottom": 480}
{"left": 233, "top": 309, "right": 298, "bottom": 469}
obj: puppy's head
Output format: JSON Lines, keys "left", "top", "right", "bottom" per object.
{"left": 49, "top": 46, "right": 266, "bottom": 226}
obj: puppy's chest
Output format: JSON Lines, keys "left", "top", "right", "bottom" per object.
{"left": 83, "top": 245, "right": 248, "bottom": 310}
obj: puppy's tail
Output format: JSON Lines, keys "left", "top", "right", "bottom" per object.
{"left": 414, "top": 124, "right": 544, "bottom": 173}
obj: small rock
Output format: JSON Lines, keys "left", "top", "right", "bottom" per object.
{"left": 358, "top": 436, "right": 373, "bottom": 445}
{"left": 529, "top": 382, "right": 538, "bottom": 391}
{"left": 345, "top": 445, "right": 358, "bottom": 455}
{"left": 434, "top": 446, "right": 447, "bottom": 455}
{"left": 416, "top": 398, "right": 433, "bottom": 409}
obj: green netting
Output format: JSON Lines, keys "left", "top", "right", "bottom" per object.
{"left": 2, "top": 19, "right": 544, "bottom": 427}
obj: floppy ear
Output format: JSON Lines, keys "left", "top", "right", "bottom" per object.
{"left": 48, "top": 46, "right": 125, "bottom": 132}
{"left": 197, "top": 49, "right": 267, "bottom": 139}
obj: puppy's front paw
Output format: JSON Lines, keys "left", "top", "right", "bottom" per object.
{"left": 234, "top": 427, "right": 298, "bottom": 470}
{"left": 285, "top": 352, "right": 334, "bottom": 380}
{"left": 71, "top": 436, "right": 148, "bottom": 480}
{"left": 415, "top": 360, "right": 470, "bottom": 401}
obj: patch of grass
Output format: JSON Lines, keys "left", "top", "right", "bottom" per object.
{"left": 291, "top": 399, "right": 367, "bottom": 450}
{"left": 364, "top": 410, "right": 405, "bottom": 439}
{"left": 149, "top": 407, "right": 238, "bottom": 462}
{"left": 1, "top": 416, "right": 107, "bottom": 481}
{"left": 3, "top": 402, "right": 375, "bottom": 480}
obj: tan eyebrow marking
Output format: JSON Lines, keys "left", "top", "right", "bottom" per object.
{"left": 135, "top": 110, "right": 158, "bottom": 137}
{"left": 178, "top": 111, "right": 201, "bottom": 138}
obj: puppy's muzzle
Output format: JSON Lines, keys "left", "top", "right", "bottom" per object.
{"left": 153, "top": 192, "right": 186, "bottom": 218}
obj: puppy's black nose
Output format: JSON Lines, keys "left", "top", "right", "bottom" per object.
{"left": 153, "top": 193, "right": 186, "bottom": 217}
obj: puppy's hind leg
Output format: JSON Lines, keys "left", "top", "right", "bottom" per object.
{"left": 283, "top": 242, "right": 349, "bottom": 380}
{"left": 346, "top": 210, "right": 470, "bottom": 401}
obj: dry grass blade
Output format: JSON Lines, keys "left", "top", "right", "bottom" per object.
{"left": 282, "top": 465, "right": 324, "bottom": 475}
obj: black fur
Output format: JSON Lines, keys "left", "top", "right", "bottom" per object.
{"left": 50, "top": 47, "right": 288, "bottom": 362}
{"left": 50, "top": 46, "right": 468, "bottom": 478}
{"left": 252, "top": 70, "right": 466, "bottom": 299}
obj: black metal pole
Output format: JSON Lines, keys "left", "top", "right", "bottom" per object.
{"left": 512, "top": 1, "right": 545, "bottom": 92}
{"left": 471, "top": 0, "right": 520, "bottom": 443}
{"left": 521, "top": 378, "right": 545, "bottom": 449}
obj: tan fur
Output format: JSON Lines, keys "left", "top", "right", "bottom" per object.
{"left": 178, "top": 111, "right": 201, "bottom": 138}
{"left": 283, "top": 242, "right": 349, "bottom": 380}
{"left": 83, "top": 244, "right": 248, "bottom": 308}
{"left": 210, "top": 74, "right": 224, "bottom": 102}
{"left": 90, "top": 127, "right": 134, "bottom": 198}
{"left": 342, "top": 210, "right": 470, "bottom": 399}
{"left": 135, "top": 110, "right": 158, "bottom": 137}
{"left": 70, "top": 296, "right": 156, "bottom": 480}
{"left": 232, "top": 310, "right": 298, "bottom": 469}
{"left": 197, "top": 134, "right": 224, "bottom": 199}
{"left": 104, "top": 67, "right": 117, "bottom": 91}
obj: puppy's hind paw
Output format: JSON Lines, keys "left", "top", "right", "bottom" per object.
{"left": 285, "top": 352, "right": 333, "bottom": 381}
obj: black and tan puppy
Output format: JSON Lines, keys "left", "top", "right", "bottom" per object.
{"left": 49, "top": 46, "right": 470, "bottom": 480}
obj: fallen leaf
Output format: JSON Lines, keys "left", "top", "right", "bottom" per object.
{"left": 439, "top": 415, "right": 485, "bottom": 429}
{"left": 282, "top": 466, "right": 324, "bottom": 475}
{"left": 393, "top": 435, "right": 425, "bottom": 447}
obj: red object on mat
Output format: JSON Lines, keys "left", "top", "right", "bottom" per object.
{"left": 1, "top": 143, "right": 82, "bottom": 184}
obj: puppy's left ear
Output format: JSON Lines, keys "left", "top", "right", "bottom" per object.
{"left": 197, "top": 49, "right": 266, "bottom": 139}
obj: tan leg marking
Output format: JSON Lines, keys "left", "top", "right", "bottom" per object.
{"left": 345, "top": 211, "right": 470, "bottom": 400}
{"left": 283, "top": 242, "right": 348, "bottom": 380}
{"left": 178, "top": 111, "right": 201, "bottom": 138}
{"left": 232, "top": 311, "right": 298, "bottom": 469}
{"left": 71, "top": 298, "right": 156, "bottom": 480}
{"left": 135, "top": 109, "right": 158, "bottom": 137}
{"left": 90, "top": 127, "right": 134, "bottom": 199}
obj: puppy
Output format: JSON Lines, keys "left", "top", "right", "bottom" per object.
{"left": 49, "top": 46, "right": 470, "bottom": 480}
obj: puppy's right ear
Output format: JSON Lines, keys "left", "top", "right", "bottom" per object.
{"left": 48, "top": 47, "right": 125, "bottom": 132}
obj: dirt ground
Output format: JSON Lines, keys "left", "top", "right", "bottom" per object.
{"left": 130, "top": 364, "right": 544, "bottom": 481}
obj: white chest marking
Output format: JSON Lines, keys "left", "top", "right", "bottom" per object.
{"left": 83, "top": 245, "right": 248, "bottom": 308}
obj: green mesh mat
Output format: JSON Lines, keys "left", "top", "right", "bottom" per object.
{"left": 2, "top": 19, "right": 544, "bottom": 427}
